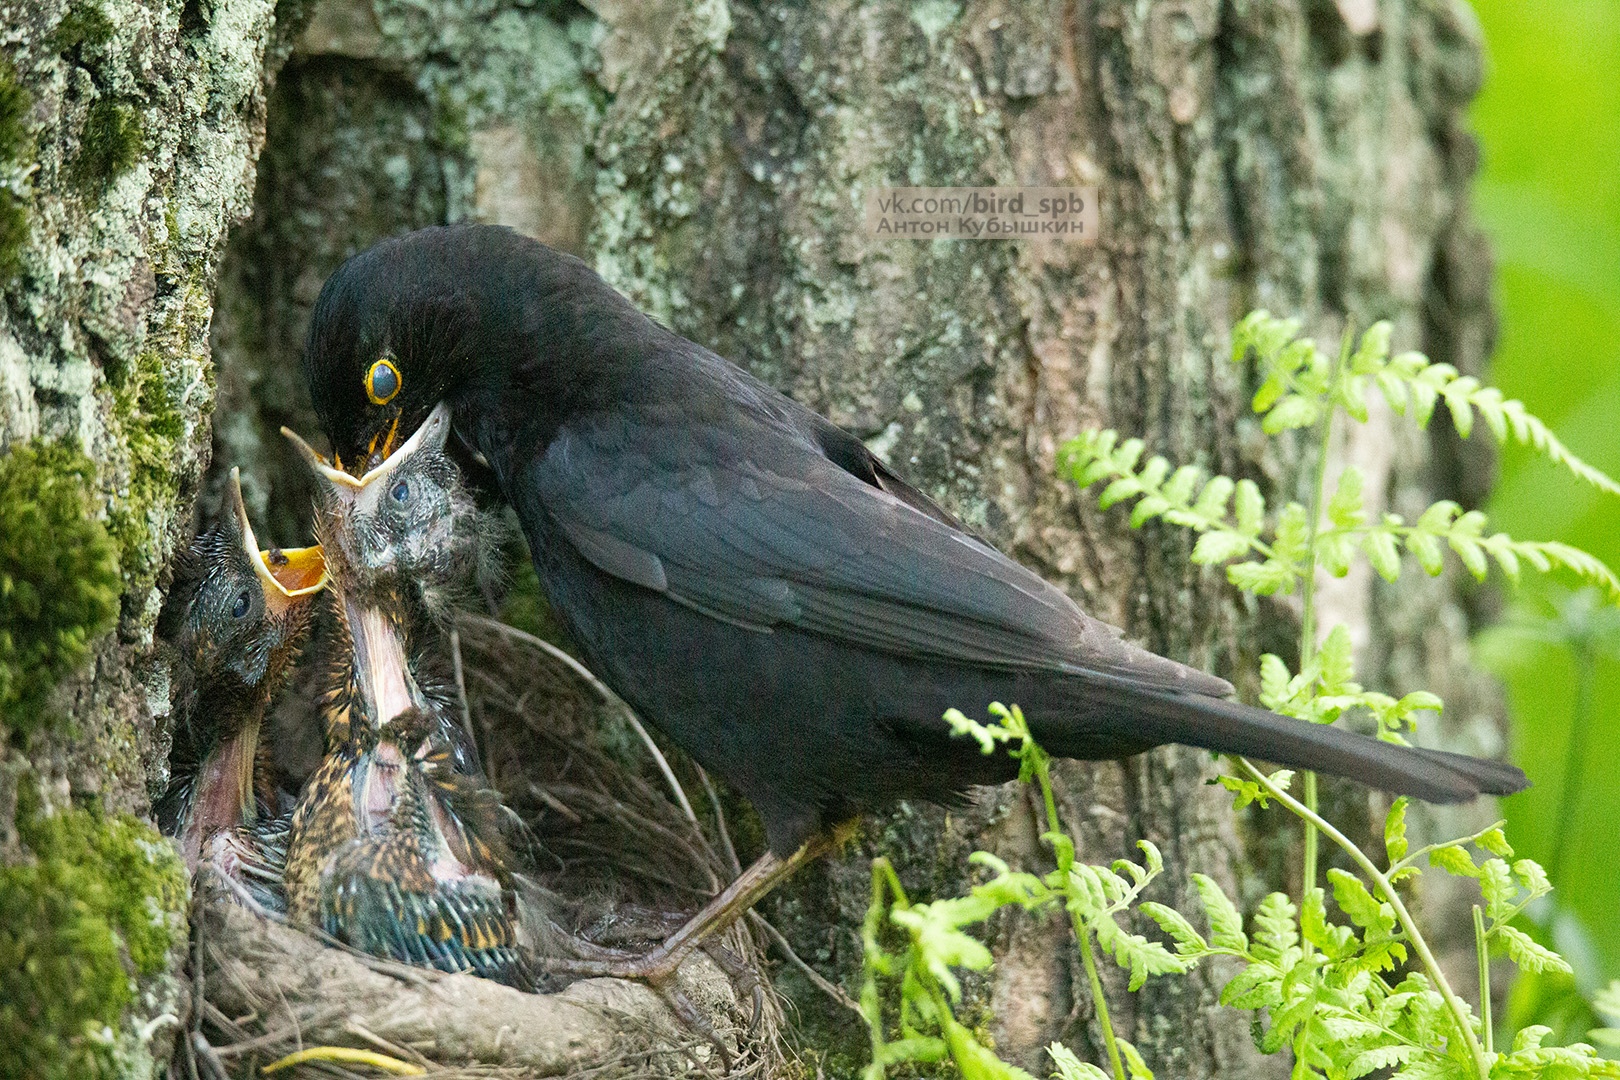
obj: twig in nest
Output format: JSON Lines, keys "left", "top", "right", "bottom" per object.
{"left": 746, "top": 913, "right": 862, "bottom": 1016}
{"left": 527, "top": 782, "right": 584, "bottom": 824}
{"left": 695, "top": 765, "right": 742, "bottom": 878}
{"left": 458, "top": 614, "right": 614, "bottom": 705}
{"left": 460, "top": 614, "right": 724, "bottom": 883}
{"left": 343, "top": 1021, "right": 430, "bottom": 1068}
{"left": 192, "top": 1033, "right": 230, "bottom": 1080}
{"left": 263, "top": 1046, "right": 425, "bottom": 1075}
{"left": 448, "top": 622, "right": 482, "bottom": 773}
{"left": 626, "top": 714, "right": 703, "bottom": 840}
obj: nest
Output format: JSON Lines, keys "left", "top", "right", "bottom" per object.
{"left": 180, "top": 613, "right": 795, "bottom": 1080}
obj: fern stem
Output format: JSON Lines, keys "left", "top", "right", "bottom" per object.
{"left": 1296, "top": 329, "right": 1349, "bottom": 897}
{"left": 1033, "top": 753, "right": 1126, "bottom": 1080}
{"left": 1077, "top": 922, "right": 1128, "bottom": 1080}
{"left": 1239, "top": 758, "right": 1491, "bottom": 1078}
{"left": 1301, "top": 770, "right": 1319, "bottom": 897}
{"left": 861, "top": 858, "right": 910, "bottom": 1080}
{"left": 1548, "top": 641, "right": 1596, "bottom": 886}
{"left": 1474, "top": 904, "right": 1494, "bottom": 1057}
{"left": 1387, "top": 819, "right": 1507, "bottom": 876}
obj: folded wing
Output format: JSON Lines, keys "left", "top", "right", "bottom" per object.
{"left": 531, "top": 405, "right": 1231, "bottom": 698}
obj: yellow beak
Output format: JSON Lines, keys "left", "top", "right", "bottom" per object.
{"left": 228, "top": 468, "right": 328, "bottom": 616}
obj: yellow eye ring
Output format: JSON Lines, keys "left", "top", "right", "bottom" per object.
{"left": 366, "top": 358, "right": 401, "bottom": 406}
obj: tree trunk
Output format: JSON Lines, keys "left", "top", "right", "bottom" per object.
{"left": 1, "top": 0, "right": 1502, "bottom": 1076}
{"left": 0, "top": 0, "right": 309, "bottom": 1074}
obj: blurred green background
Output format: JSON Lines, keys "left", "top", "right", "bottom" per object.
{"left": 1469, "top": 0, "right": 1620, "bottom": 1037}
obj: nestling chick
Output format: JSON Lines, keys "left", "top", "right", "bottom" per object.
{"left": 284, "top": 402, "right": 493, "bottom": 621}
{"left": 317, "top": 707, "right": 526, "bottom": 984}
{"left": 156, "top": 469, "right": 327, "bottom": 909}
{"left": 281, "top": 407, "right": 521, "bottom": 982}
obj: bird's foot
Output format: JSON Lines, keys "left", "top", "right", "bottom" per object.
{"left": 539, "top": 941, "right": 684, "bottom": 985}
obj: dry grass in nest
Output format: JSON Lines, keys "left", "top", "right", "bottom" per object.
{"left": 181, "top": 611, "right": 796, "bottom": 1080}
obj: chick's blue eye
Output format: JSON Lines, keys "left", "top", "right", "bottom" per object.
{"left": 391, "top": 480, "right": 410, "bottom": 503}
{"left": 231, "top": 589, "right": 252, "bottom": 619}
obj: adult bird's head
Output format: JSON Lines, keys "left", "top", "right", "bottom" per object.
{"left": 161, "top": 468, "right": 328, "bottom": 691}
{"left": 301, "top": 224, "right": 653, "bottom": 478}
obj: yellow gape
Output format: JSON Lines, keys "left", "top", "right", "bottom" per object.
{"left": 366, "top": 358, "right": 401, "bottom": 406}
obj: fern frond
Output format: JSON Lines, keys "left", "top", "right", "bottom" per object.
{"left": 1232, "top": 311, "right": 1620, "bottom": 497}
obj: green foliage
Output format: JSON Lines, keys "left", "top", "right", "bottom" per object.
{"left": 0, "top": 443, "right": 121, "bottom": 736}
{"left": 1471, "top": 0, "right": 1620, "bottom": 1008}
{"left": 864, "top": 704, "right": 1164, "bottom": 1080}
{"left": 861, "top": 312, "right": 1620, "bottom": 1078}
{"left": 1230, "top": 313, "right": 1620, "bottom": 497}
{"left": 1060, "top": 320, "right": 1620, "bottom": 603}
{"left": 1590, "top": 982, "right": 1620, "bottom": 1048}
{"left": 1254, "top": 626, "right": 1442, "bottom": 743}
{"left": 0, "top": 788, "right": 189, "bottom": 1080}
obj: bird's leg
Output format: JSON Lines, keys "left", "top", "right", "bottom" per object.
{"left": 541, "top": 829, "right": 839, "bottom": 984}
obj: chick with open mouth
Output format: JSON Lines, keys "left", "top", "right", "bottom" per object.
{"left": 157, "top": 469, "right": 327, "bottom": 912}
{"left": 281, "top": 403, "right": 526, "bottom": 986}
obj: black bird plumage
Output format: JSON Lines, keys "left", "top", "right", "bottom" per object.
{"left": 302, "top": 224, "right": 1528, "bottom": 860}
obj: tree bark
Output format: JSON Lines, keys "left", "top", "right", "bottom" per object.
{"left": 1, "top": 0, "right": 1502, "bottom": 1076}
{"left": 0, "top": 0, "right": 309, "bottom": 1074}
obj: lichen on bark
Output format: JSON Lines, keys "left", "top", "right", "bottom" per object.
{"left": 0, "top": 0, "right": 312, "bottom": 1073}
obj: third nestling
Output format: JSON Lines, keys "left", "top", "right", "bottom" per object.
{"left": 156, "top": 469, "right": 327, "bottom": 911}
{"left": 315, "top": 705, "right": 526, "bottom": 984}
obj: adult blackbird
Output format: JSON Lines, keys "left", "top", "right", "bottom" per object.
{"left": 301, "top": 224, "right": 1527, "bottom": 979}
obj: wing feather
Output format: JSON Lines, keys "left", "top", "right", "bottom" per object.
{"left": 533, "top": 412, "right": 1231, "bottom": 697}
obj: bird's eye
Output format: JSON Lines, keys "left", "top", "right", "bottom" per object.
{"left": 366, "top": 358, "right": 401, "bottom": 406}
{"left": 231, "top": 589, "right": 252, "bottom": 619}
{"left": 390, "top": 479, "right": 410, "bottom": 504}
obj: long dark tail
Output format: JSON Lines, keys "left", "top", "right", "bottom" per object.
{"left": 1038, "top": 673, "right": 1527, "bottom": 803}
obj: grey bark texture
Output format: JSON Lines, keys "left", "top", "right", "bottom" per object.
{"left": 0, "top": 0, "right": 1504, "bottom": 1076}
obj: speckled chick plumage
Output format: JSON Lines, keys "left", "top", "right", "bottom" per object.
{"left": 282, "top": 406, "right": 522, "bottom": 984}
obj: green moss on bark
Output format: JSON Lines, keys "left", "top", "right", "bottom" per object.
{"left": 0, "top": 60, "right": 33, "bottom": 280}
{"left": 0, "top": 785, "right": 188, "bottom": 1080}
{"left": 0, "top": 444, "right": 121, "bottom": 737}
{"left": 71, "top": 100, "right": 143, "bottom": 193}
{"left": 51, "top": 0, "right": 116, "bottom": 53}
{"left": 105, "top": 275, "right": 212, "bottom": 602}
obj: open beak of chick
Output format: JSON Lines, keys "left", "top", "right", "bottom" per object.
{"left": 281, "top": 406, "right": 452, "bottom": 731}
{"left": 228, "top": 467, "right": 329, "bottom": 613}
{"left": 280, "top": 401, "right": 451, "bottom": 510}
{"left": 177, "top": 471, "right": 325, "bottom": 869}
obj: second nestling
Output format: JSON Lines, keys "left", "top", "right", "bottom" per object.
{"left": 280, "top": 402, "right": 530, "bottom": 986}
{"left": 156, "top": 468, "right": 327, "bottom": 912}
